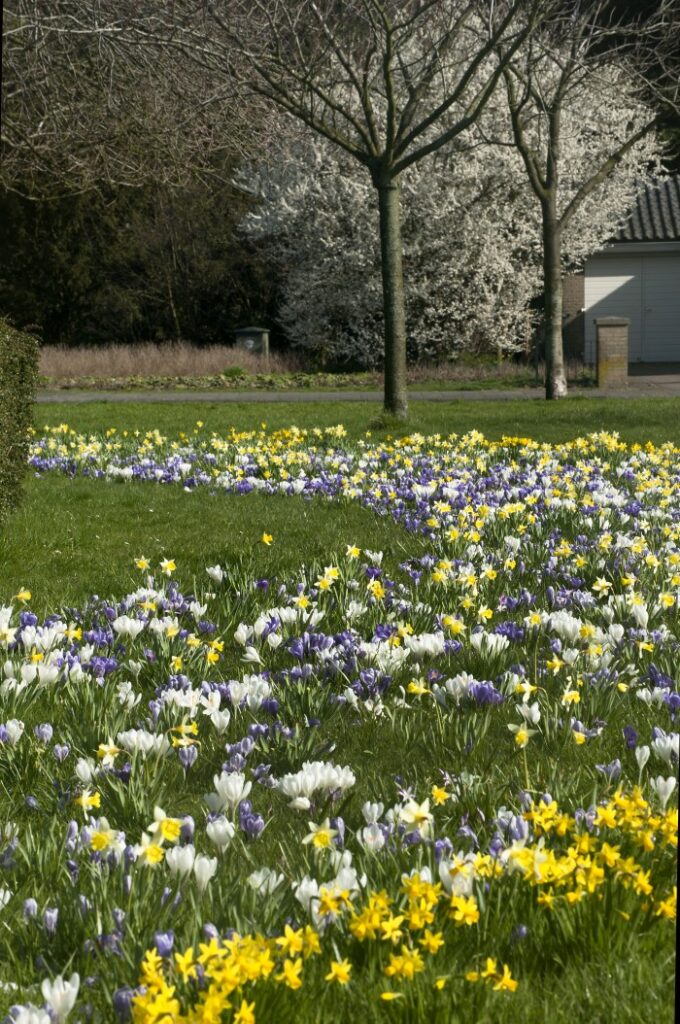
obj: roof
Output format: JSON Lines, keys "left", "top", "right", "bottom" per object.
{"left": 615, "top": 175, "right": 680, "bottom": 242}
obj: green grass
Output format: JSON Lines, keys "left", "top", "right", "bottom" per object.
{"left": 35, "top": 396, "right": 680, "bottom": 445}
{"left": 0, "top": 477, "right": 428, "bottom": 615}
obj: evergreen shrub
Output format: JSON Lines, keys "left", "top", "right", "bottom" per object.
{"left": 0, "top": 319, "right": 39, "bottom": 527}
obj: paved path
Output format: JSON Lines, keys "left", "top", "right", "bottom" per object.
{"left": 37, "top": 378, "right": 680, "bottom": 404}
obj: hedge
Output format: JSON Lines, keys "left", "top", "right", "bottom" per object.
{"left": 0, "top": 319, "right": 39, "bottom": 528}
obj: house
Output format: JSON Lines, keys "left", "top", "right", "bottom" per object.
{"left": 563, "top": 176, "right": 680, "bottom": 365}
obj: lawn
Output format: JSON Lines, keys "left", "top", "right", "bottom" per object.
{"left": 0, "top": 478, "right": 428, "bottom": 615}
{"left": 8, "top": 396, "right": 679, "bottom": 611}
{"left": 35, "top": 395, "right": 680, "bottom": 444}
{"left": 0, "top": 401, "right": 677, "bottom": 1023}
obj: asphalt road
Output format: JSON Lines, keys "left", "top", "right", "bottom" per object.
{"left": 36, "top": 379, "right": 680, "bottom": 403}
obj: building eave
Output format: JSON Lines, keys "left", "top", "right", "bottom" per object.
{"left": 589, "top": 240, "right": 680, "bottom": 256}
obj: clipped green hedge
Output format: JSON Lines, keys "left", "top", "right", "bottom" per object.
{"left": 0, "top": 319, "right": 39, "bottom": 527}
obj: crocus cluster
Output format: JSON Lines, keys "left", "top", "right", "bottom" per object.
{"left": 0, "top": 426, "right": 677, "bottom": 1021}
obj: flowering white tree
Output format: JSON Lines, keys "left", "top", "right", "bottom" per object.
{"left": 244, "top": 78, "right": 661, "bottom": 369}
{"left": 244, "top": 129, "right": 540, "bottom": 367}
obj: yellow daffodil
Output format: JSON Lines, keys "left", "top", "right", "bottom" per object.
{"left": 325, "top": 959, "right": 352, "bottom": 985}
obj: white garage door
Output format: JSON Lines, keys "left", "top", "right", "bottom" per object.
{"left": 642, "top": 256, "right": 680, "bottom": 361}
{"left": 584, "top": 253, "right": 680, "bottom": 363}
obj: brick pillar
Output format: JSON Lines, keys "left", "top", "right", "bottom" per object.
{"left": 595, "top": 317, "right": 629, "bottom": 389}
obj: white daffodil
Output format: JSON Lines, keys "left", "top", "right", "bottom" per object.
{"left": 508, "top": 723, "right": 538, "bottom": 748}
{"left": 398, "top": 798, "right": 434, "bottom": 838}
{"left": 517, "top": 701, "right": 541, "bottom": 726}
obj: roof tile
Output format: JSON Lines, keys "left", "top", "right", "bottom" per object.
{"left": 616, "top": 175, "right": 680, "bottom": 241}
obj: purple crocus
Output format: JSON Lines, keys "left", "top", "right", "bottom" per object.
{"left": 179, "top": 746, "right": 198, "bottom": 772}
{"left": 43, "top": 907, "right": 59, "bottom": 935}
{"left": 595, "top": 759, "right": 622, "bottom": 783}
{"left": 154, "top": 930, "right": 174, "bottom": 957}
{"left": 623, "top": 725, "right": 638, "bottom": 749}
{"left": 113, "top": 987, "right": 134, "bottom": 1022}
{"left": 22, "top": 898, "right": 38, "bottom": 920}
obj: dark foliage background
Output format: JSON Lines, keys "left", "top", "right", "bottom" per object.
{"left": 0, "top": 178, "right": 282, "bottom": 348}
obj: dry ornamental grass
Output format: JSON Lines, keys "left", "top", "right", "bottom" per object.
{"left": 39, "top": 342, "right": 303, "bottom": 380}
{"left": 38, "top": 341, "right": 593, "bottom": 387}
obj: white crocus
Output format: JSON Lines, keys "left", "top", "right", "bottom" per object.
{"left": 206, "top": 816, "right": 236, "bottom": 853}
{"left": 205, "top": 771, "right": 252, "bottom": 814}
{"left": 248, "top": 867, "right": 284, "bottom": 894}
{"left": 11, "top": 1006, "right": 51, "bottom": 1024}
{"left": 116, "top": 680, "right": 141, "bottom": 710}
{"left": 361, "top": 801, "right": 384, "bottom": 824}
{"left": 469, "top": 632, "right": 510, "bottom": 657}
{"left": 200, "top": 691, "right": 221, "bottom": 717}
{"left": 242, "top": 646, "right": 262, "bottom": 665}
{"left": 116, "top": 729, "right": 170, "bottom": 758}
{"left": 5, "top": 719, "right": 24, "bottom": 745}
{"left": 165, "top": 844, "right": 196, "bottom": 878}
{"left": 651, "top": 731, "right": 679, "bottom": 767}
{"left": 358, "top": 822, "right": 386, "bottom": 853}
{"left": 293, "top": 875, "right": 320, "bottom": 915}
{"left": 649, "top": 775, "right": 677, "bottom": 810}
{"left": 206, "top": 565, "right": 225, "bottom": 583}
{"left": 112, "top": 616, "right": 145, "bottom": 640}
{"left": 234, "top": 623, "right": 251, "bottom": 646}
{"left": 635, "top": 745, "right": 650, "bottom": 772}
{"left": 41, "top": 973, "right": 80, "bottom": 1022}
{"left": 75, "top": 757, "right": 96, "bottom": 784}
{"left": 210, "top": 710, "right": 232, "bottom": 735}
{"left": 193, "top": 854, "right": 218, "bottom": 893}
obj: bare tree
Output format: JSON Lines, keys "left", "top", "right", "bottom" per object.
{"left": 495, "top": 0, "right": 680, "bottom": 399}
{"left": 1, "top": 2, "right": 260, "bottom": 197}
{"left": 163, "top": 0, "right": 542, "bottom": 418}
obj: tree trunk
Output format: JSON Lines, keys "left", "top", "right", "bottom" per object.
{"left": 542, "top": 202, "right": 567, "bottom": 399}
{"left": 164, "top": 266, "right": 182, "bottom": 343}
{"left": 376, "top": 179, "right": 408, "bottom": 419}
